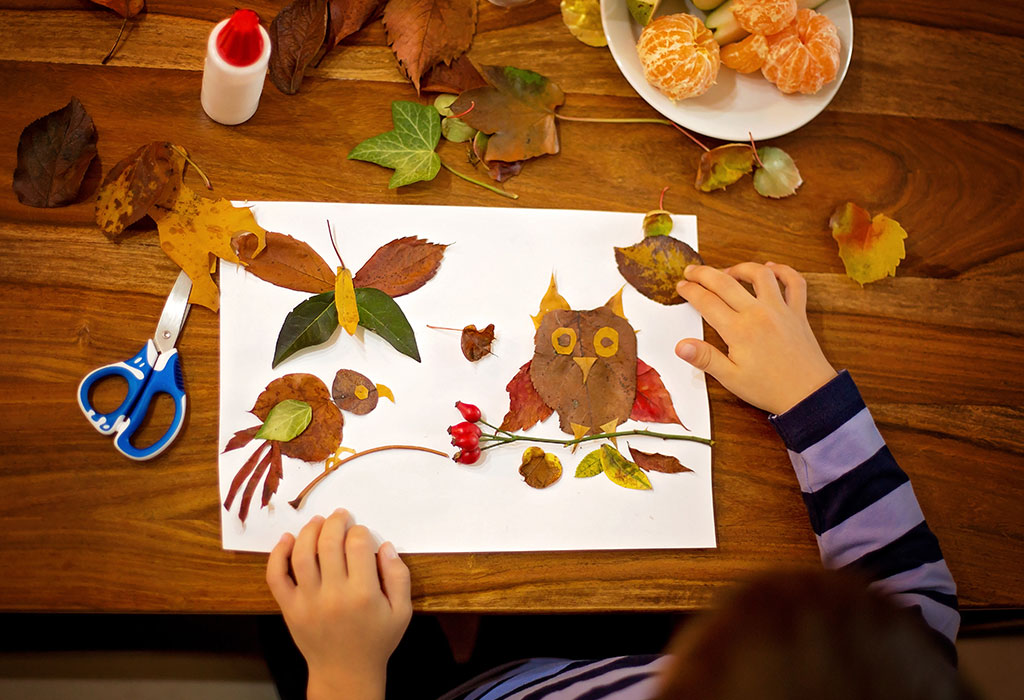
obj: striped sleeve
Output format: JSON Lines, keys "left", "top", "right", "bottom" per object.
{"left": 769, "top": 370, "right": 960, "bottom": 657}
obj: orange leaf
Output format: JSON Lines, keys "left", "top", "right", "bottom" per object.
{"left": 500, "top": 361, "right": 553, "bottom": 432}
{"left": 829, "top": 202, "right": 908, "bottom": 286}
{"left": 630, "top": 359, "right": 683, "bottom": 426}
{"left": 382, "top": 0, "right": 477, "bottom": 93}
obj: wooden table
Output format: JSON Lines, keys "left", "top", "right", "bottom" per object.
{"left": 0, "top": 0, "right": 1021, "bottom": 614}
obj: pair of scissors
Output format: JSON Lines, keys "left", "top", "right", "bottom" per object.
{"left": 77, "top": 270, "right": 191, "bottom": 461}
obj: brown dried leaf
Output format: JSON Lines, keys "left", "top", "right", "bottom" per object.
{"left": 531, "top": 306, "right": 637, "bottom": 436}
{"left": 500, "top": 361, "right": 553, "bottom": 432}
{"left": 628, "top": 444, "right": 692, "bottom": 474}
{"left": 332, "top": 369, "right": 379, "bottom": 415}
{"left": 327, "top": 0, "right": 385, "bottom": 47}
{"left": 461, "top": 323, "right": 494, "bottom": 361}
{"left": 252, "top": 373, "right": 343, "bottom": 462}
{"left": 614, "top": 236, "right": 704, "bottom": 305}
{"left": 352, "top": 236, "right": 448, "bottom": 297}
{"left": 421, "top": 54, "right": 488, "bottom": 94}
{"left": 95, "top": 142, "right": 185, "bottom": 241}
{"left": 382, "top": 0, "right": 477, "bottom": 92}
{"left": 269, "top": 0, "right": 329, "bottom": 95}
{"left": 519, "top": 446, "right": 562, "bottom": 489}
{"left": 91, "top": 0, "right": 144, "bottom": 17}
{"left": 13, "top": 98, "right": 98, "bottom": 208}
{"left": 235, "top": 231, "right": 335, "bottom": 294}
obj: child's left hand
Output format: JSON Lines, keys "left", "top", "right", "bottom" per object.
{"left": 266, "top": 509, "right": 412, "bottom": 700}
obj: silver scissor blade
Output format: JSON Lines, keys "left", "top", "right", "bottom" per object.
{"left": 153, "top": 270, "right": 192, "bottom": 353}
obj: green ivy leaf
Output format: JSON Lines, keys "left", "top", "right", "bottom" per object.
{"left": 254, "top": 399, "right": 312, "bottom": 442}
{"left": 273, "top": 291, "right": 339, "bottom": 368}
{"left": 600, "top": 444, "right": 652, "bottom": 490}
{"left": 695, "top": 143, "right": 754, "bottom": 193}
{"left": 575, "top": 448, "right": 604, "bottom": 478}
{"left": 355, "top": 287, "right": 421, "bottom": 362}
{"left": 348, "top": 101, "right": 441, "bottom": 188}
{"left": 753, "top": 146, "right": 803, "bottom": 199}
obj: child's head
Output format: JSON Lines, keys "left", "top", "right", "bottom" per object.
{"left": 657, "top": 569, "right": 975, "bottom": 700}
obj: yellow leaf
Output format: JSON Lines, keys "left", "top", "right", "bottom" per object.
{"left": 830, "top": 202, "right": 908, "bottom": 286}
{"left": 151, "top": 184, "right": 267, "bottom": 311}
{"left": 531, "top": 274, "right": 570, "bottom": 330}
{"left": 334, "top": 267, "right": 359, "bottom": 335}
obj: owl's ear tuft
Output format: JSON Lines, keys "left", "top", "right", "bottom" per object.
{"left": 603, "top": 286, "right": 628, "bottom": 320}
{"left": 532, "top": 273, "right": 571, "bottom": 330}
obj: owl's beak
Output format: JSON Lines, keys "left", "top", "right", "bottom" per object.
{"left": 574, "top": 356, "right": 597, "bottom": 383}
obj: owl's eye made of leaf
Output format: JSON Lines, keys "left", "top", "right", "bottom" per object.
{"left": 551, "top": 327, "right": 577, "bottom": 355}
{"left": 594, "top": 326, "right": 619, "bottom": 357}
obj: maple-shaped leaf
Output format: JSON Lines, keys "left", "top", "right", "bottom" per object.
{"left": 615, "top": 236, "right": 704, "bottom": 305}
{"left": 13, "top": 97, "right": 98, "bottom": 208}
{"left": 753, "top": 146, "right": 802, "bottom": 198}
{"left": 269, "top": 0, "right": 329, "bottom": 95}
{"left": 421, "top": 54, "right": 488, "bottom": 94}
{"left": 382, "top": 0, "right": 477, "bottom": 93}
{"left": 91, "top": 0, "right": 144, "bottom": 18}
{"left": 628, "top": 444, "right": 692, "bottom": 474}
{"left": 352, "top": 236, "right": 448, "bottom": 296}
{"left": 235, "top": 231, "right": 335, "bottom": 294}
{"left": 631, "top": 359, "right": 683, "bottom": 426}
{"left": 451, "top": 65, "right": 565, "bottom": 163}
{"left": 348, "top": 101, "right": 441, "bottom": 188}
{"left": 326, "top": 0, "right": 385, "bottom": 48}
{"left": 696, "top": 144, "right": 754, "bottom": 193}
{"left": 519, "top": 447, "right": 563, "bottom": 489}
{"left": 95, "top": 142, "right": 187, "bottom": 241}
{"left": 500, "top": 361, "right": 553, "bottom": 432}
{"left": 829, "top": 202, "right": 908, "bottom": 286}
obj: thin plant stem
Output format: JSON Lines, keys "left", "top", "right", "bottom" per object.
{"left": 101, "top": 13, "right": 129, "bottom": 65}
{"left": 440, "top": 160, "right": 518, "bottom": 200}
{"left": 289, "top": 445, "right": 449, "bottom": 509}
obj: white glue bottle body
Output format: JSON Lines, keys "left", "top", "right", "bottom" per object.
{"left": 201, "top": 9, "right": 272, "bottom": 126}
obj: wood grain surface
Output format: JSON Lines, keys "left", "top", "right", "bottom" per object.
{"left": 0, "top": 0, "right": 1021, "bottom": 613}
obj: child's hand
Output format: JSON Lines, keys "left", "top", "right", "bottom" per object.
{"left": 266, "top": 509, "right": 412, "bottom": 700}
{"left": 675, "top": 262, "right": 837, "bottom": 415}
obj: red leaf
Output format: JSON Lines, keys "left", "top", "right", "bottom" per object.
{"left": 224, "top": 425, "right": 260, "bottom": 453}
{"left": 261, "top": 442, "right": 284, "bottom": 508}
{"left": 628, "top": 444, "right": 692, "bottom": 474}
{"left": 500, "top": 361, "right": 553, "bottom": 432}
{"left": 352, "top": 236, "right": 447, "bottom": 297}
{"left": 630, "top": 359, "right": 684, "bottom": 427}
{"left": 235, "top": 231, "right": 335, "bottom": 294}
{"left": 224, "top": 440, "right": 271, "bottom": 511}
{"left": 382, "top": 0, "right": 477, "bottom": 92}
{"left": 421, "top": 54, "right": 487, "bottom": 94}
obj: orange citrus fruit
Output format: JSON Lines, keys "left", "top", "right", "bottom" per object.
{"left": 733, "top": 0, "right": 797, "bottom": 36}
{"left": 720, "top": 33, "right": 769, "bottom": 74}
{"left": 762, "top": 8, "right": 840, "bottom": 94}
{"left": 636, "top": 13, "right": 720, "bottom": 101}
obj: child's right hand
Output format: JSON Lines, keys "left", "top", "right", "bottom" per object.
{"left": 675, "top": 262, "right": 837, "bottom": 415}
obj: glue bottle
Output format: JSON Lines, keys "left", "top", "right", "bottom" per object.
{"left": 201, "top": 9, "right": 272, "bottom": 126}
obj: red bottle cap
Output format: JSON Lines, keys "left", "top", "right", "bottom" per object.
{"left": 216, "top": 9, "right": 264, "bottom": 67}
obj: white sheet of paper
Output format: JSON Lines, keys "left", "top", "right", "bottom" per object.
{"left": 219, "top": 202, "right": 715, "bottom": 553}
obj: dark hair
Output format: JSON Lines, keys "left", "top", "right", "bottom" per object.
{"left": 657, "top": 569, "right": 976, "bottom": 700}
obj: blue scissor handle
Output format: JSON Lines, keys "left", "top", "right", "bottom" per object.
{"left": 113, "top": 349, "right": 187, "bottom": 461}
{"left": 77, "top": 341, "right": 156, "bottom": 435}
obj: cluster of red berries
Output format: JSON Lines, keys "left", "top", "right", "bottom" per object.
{"left": 449, "top": 401, "right": 483, "bottom": 465}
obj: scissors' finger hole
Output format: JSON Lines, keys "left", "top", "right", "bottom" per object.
{"left": 129, "top": 392, "right": 180, "bottom": 450}
{"left": 87, "top": 375, "right": 130, "bottom": 415}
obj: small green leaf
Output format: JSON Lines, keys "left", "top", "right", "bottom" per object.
{"left": 434, "top": 94, "right": 457, "bottom": 117}
{"left": 273, "top": 291, "right": 339, "bottom": 368}
{"left": 753, "top": 146, "right": 803, "bottom": 199}
{"left": 355, "top": 287, "right": 421, "bottom": 362}
{"left": 254, "top": 399, "right": 312, "bottom": 442}
{"left": 441, "top": 117, "right": 476, "bottom": 143}
{"left": 575, "top": 448, "right": 604, "bottom": 478}
{"left": 600, "top": 444, "right": 652, "bottom": 490}
{"left": 348, "top": 101, "right": 441, "bottom": 189}
{"left": 695, "top": 143, "right": 754, "bottom": 193}
{"left": 642, "top": 210, "right": 673, "bottom": 238}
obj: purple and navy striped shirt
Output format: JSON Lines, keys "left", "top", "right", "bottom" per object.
{"left": 438, "top": 371, "right": 960, "bottom": 700}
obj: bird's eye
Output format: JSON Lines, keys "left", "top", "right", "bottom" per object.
{"left": 551, "top": 327, "right": 577, "bottom": 355}
{"left": 594, "top": 326, "right": 619, "bottom": 357}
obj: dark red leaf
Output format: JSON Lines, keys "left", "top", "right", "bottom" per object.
{"left": 500, "top": 361, "right": 553, "bottom": 432}
{"left": 630, "top": 359, "right": 684, "bottom": 426}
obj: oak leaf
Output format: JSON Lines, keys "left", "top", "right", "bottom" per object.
{"left": 451, "top": 66, "right": 565, "bottom": 163}
{"left": 269, "top": 0, "right": 329, "bottom": 95}
{"left": 500, "top": 361, "right": 553, "bottom": 432}
{"left": 460, "top": 324, "right": 494, "bottom": 361}
{"left": 519, "top": 446, "right": 562, "bottom": 489}
{"left": 695, "top": 143, "right": 754, "bottom": 192}
{"left": 352, "top": 236, "right": 448, "bottom": 297}
{"left": 13, "top": 97, "right": 98, "bottom": 208}
{"left": 615, "top": 235, "right": 704, "bottom": 305}
{"left": 628, "top": 444, "right": 692, "bottom": 474}
{"left": 251, "top": 373, "right": 343, "bottom": 462}
{"left": 382, "top": 0, "right": 477, "bottom": 93}
{"left": 631, "top": 359, "right": 683, "bottom": 426}
{"left": 829, "top": 202, "right": 908, "bottom": 286}
{"left": 95, "top": 142, "right": 186, "bottom": 241}
{"left": 235, "top": 231, "right": 335, "bottom": 294}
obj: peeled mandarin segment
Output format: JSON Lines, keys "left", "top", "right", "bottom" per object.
{"left": 733, "top": 0, "right": 797, "bottom": 36}
{"left": 636, "top": 13, "right": 721, "bottom": 101}
{"left": 721, "top": 32, "right": 768, "bottom": 73}
{"left": 762, "top": 8, "right": 840, "bottom": 94}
